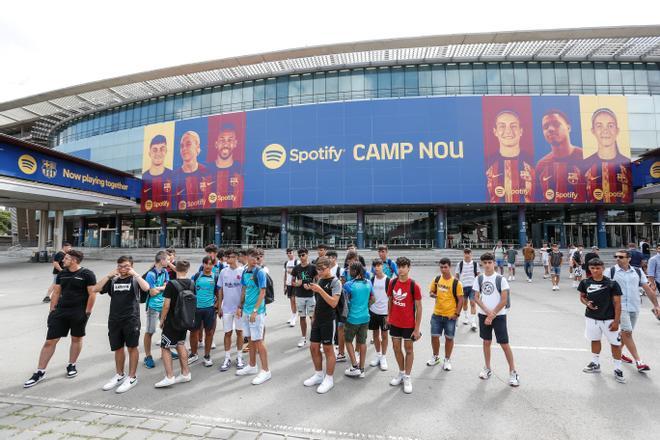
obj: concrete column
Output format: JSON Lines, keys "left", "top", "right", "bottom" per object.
{"left": 215, "top": 211, "right": 222, "bottom": 246}
{"left": 159, "top": 213, "right": 167, "bottom": 249}
{"left": 517, "top": 206, "right": 527, "bottom": 246}
{"left": 53, "top": 210, "right": 64, "bottom": 252}
{"left": 114, "top": 213, "right": 122, "bottom": 248}
{"left": 78, "top": 217, "right": 86, "bottom": 247}
{"left": 280, "top": 209, "right": 288, "bottom": 249}
{"left": 38, "top": 210, "right": 49, "bottom": 252}
{"left": 356, "top": 208, "right": 365, "bottom": 249}
{"left": 435, "top": 206, "right": 446, "bottom": 249}
{"left": 596, "top": 206, "right": 607, "bottom": 249}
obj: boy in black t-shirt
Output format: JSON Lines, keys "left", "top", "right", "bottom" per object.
{"left": 577, "top": 258, "right": 625, "bottom": 383}
{"left": 95, "top": 256, "right": 150, "bottom": 394}
{"left": 291, "top": 248, "right": 318, "bottom": 348}
{"left": 24, "top": 250, "right": 97, "bottom": 388}
{"left": 155, "top": 260, "right": 194, "bottom": 388}
{"left": 44, "top": 242, "right": 72, "bottom": 303}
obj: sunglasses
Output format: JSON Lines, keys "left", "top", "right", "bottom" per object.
{"left": 614, "top": 255, "right": 628, "bottom": 259}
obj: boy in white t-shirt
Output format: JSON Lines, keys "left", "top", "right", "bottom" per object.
{"left": 217, "top": 248, "right": 246, "bottom": 372}
{"left": 283, "top": 248, "right": 299, "bottom": 327}
{"left": 368, "top": 258, "right": 390, "bottom": 371}
{"left": 472, "top": 252, "right": 519, "bottom": 387}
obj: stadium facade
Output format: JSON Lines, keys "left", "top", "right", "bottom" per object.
{"left": 2, "top": 26, "right": 660, "bottom": 250}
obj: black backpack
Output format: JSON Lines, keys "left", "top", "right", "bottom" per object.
{"left": 370, "top": 274, "right": 391, "bottom": 293}
{"left": 433, "top": 276, "right": 460, "bottom": 304}
{"left": 336, "top": 282, "right": 350, "bottom": 323}
{"left": 252, "top": 267, "right": 275, "bottom": 304}
{"left": 459, "top": 260, "right": 478, "bottom": 277}
{"left": 476, "top": 274, "right": 509, "bottom": 308}
{"left": 170, "top": 279, "right": 197, "bottom": 330}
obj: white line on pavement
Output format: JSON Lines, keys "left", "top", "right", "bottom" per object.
{"left": 455, "top": 344, "right": 588, "bottom": 352}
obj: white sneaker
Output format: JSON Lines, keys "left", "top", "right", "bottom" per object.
{"left": 479, "top": 367, "right": 492, "bottom": 380}
{"left": 379, "top": 357, "right": 389, "bottom": 371}
{"left": 252, "top": 370, "right": 271, "bottom": 385}
{"left": 297, "top": 337, "right": 306, "bottom": 348}
{"left": 174, "top": 373, "right": 191, "bottom": 383}
{"left": 462, "top": 317, "right": 469, "bottom": 325}
{"left": 154, "top": 376, "right": 175, "bottom": 388}
{"left": 188, "top": 354, "right": 199, "bottom": 365}
{"left": 403, "top": 375, "right": 413, "bottom": 394}
{"left": 116, "top": 376, "right": 137, "bottom": 393}
{"left": 316, "top": 376, "right": 334, "bottom": 394}
{"left": 390, "top": 372, "right": 404, "bottom": 386}
{"left": 203, "top": 355, "right": 213, "bottom": 367}
{"left": 426, "top": 355, "right": 441, "bottom": 366}
{"left": 509, "top": 370, "right": 520, "bottom": 387}
{"left": 236, "top": 356, "right": 245, "bottom": 370}
{"left": 211, "top": 343, "right": 216, "bottom": 350}
{"left": 442, "top": 359, "right": 452, "bottom": 371}
{"left": 471, "top": 322, "right": 478, "bottom": 332}
{"left": 236, "top": 364, "right": 258, "bottom": 376}
{"left": 289, "top": 315, "right": 297, "bottom": 327}
{"left": 345, "top": 366, "right": 362, "bottom": 377}
{"left": 527, "top": 278, "right": 532, "bottom": 283}
{"left": 512, "top": 276, "right": 515, "bottom": 281}
{"left": 220, "top": 357, "right": 232, "bottom": 372}
{"left": 303, "top": 373, "right": 324, "bottom": 387}
{"left": 102, "top": 374, "right": 125, "bottom": 391}
{"left": 369, "top": 355, "right": 381, "bottom": 367}
{"left": 507, "top": 275, "right": 512, "bottom": 281}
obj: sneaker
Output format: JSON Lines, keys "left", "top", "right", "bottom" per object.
{"left": 345, "top": 366, "right": 362, "bottom": 377}
{"left": 252, "top": 370, "right": 271, "bottom": 385}
{"left": 288, "top": 316, "right": 297, "bottom": 327}
{"left": 636, "top": 362, "right": 650, "bottom": 372}
{"left": 527, "top": 278, "right": 532, "bottom": 283}
{"left": 512, "top": 276, "right": 515, "bottom": 281}
{"left": 403, "top": 375, "right": 412, "bottom": 394}
{"left": 426, "top": 355, "right": 441, "bottom": 367}
{"left": 543, "top": 274, "right": 548, "bottom": 279}
{"left": 509, "top": 370, "right": 520, "bottom": 387}
{"left": 316, "top": 376, "right": 334, "bottom": 394}
{"left": 102, "top": 374, "right": 125, "bottom": 391}
{"left": 614, "top": 369, "right": 626, "bottom": 383}
{"left": 143, "top": 355, "right": 155, "bottom": 369}
{"left": 303, "top": 373, "right": 324, "bottom": 387}
{"left": 507, "top": 275, "right": 512, "bottom": 281}
{"left": 116, "top": 376, "right": 137, "bottom": 393}
{"left": 479, "top": 367, "right": 492, "bottom": 380}
{"left": 442, "top": 359, "right": 452, "bottom": 371}
{"left": 379, "top": 357, "right": 389, "bottom": 371}
{"left": 336, "top": 354, "right": 347, "bottom": 363}
{"left": 390, "top": 372, "right": 404, "bottom": 386}
{"left": 211, "top": 343, "right": 216, "bottom": 350}
{"left": 23, "top": 371, "right": 45, "bottom": 388}
{"left": 42, "top": 295, "right": 51, "bottom": 303}
{"left": 236, "top": 364, "right": 258, "bottom": 376}
{"left": 220, "top": 357, "right": 232, "bottom": 372}
{"left": 174, "top": 373, "right": 191, "bottom": 383}
{"left": 462, "top": 317, "right": 469, "bottom": 325}
{"left": 621, "top": 354, "right": 634, "bottom": 364}
{"left": 66, "top": 364, "right": 77, "bottom": 378}
{"left": 369, "top": 355, "right": 381, "bottom": 367}
{"left": 188, "top": 354, "right": 199, "bottom": 365}
{"left": 582, "top": 362, "right": 601, "bottom": 373}
{"left": 471, "top": 322, "right": 478, "bottom": 332}
{"left": 297, "top": 337, "right": 306, "bottom": 348}
{"left": 203, "top": 355, "right": 213, "bottom": 367}
{"left": 236, "top": 356, "right": 245, "bottom": 370}
{"left": 154, "top": 376, "right": 175, "bottom": 388}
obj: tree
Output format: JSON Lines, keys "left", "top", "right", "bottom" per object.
{"left": 0, "top": 210, "right": 10, "bottom": 236}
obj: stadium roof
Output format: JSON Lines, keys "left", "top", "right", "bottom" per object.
{"left": 1, "top": 25, "right": 659, "bottom": 144}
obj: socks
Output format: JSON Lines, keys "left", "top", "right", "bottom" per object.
{"left": 375, "top": 351, "right": 382, "bottom": 358}
{"left": 470, "top": 314, "right": 476, "bottom": 323}
{"left": 614, "top": 359, "right": 622, "bottom": 370}
{"left": 225, "top": 352, "right": 231, "bottom": 359}
{"left": 592, "top": 354, "right": 600, "bottom": 365}
{"left": 37, "top": 369, "right": 45, "bottom": 373}
{"left": 315, "top": 370, "right": 323, "bottom": 376}
{"left": 324, "top": 375, "right": 334, "bottom": 384}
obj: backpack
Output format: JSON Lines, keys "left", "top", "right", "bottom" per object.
{"left": 433, "top": 276, "right": 460, "bottom": 304}
{"left": 477, "top": 274, "right": 509, "bottom": 308}
{"left": 336, "top": 282, "right": 350, "bottom": 323}
{"left": 284, "top": 259, "right": 300, "bottom": 270}
{"left": 370, "top": 275, "right": 391, "bottom": 293}
{"left": 170, "top": 279, "right": 197, "bottom": 330}
{"left": 609, "top": 266, "right": 642, "bottom": 283}
{"left": 252, "top": 266, "right": 275, "bottom": 304}
{"left": 459, "top": 261, "right": 478, "bottom": 277}
{"left": 141, "top": 266, "right": 164, "bottom": 305}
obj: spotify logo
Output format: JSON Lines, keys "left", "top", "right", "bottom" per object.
{"left": 262, "top": 144, "right": 287, "bottom": 170}
{"left": 651, "top": 161, "right": 660, "bottom": 179}
{"left": 18, "top": 154, "right": 37, "bottom": 175}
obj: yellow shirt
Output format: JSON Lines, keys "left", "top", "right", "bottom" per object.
{"left": 429, "top": 275, "right": 463, "bottom": 317}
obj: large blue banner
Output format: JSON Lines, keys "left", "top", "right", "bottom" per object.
{"left": 0, "top": 140, "right": 140, "bottom": 199}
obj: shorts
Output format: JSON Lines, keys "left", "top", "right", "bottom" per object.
{"left": 161, "top": 326, "right": 186, "bottom": 348}
{"left": 46, "top": 308, "right": 88, "bottom": 340}
{"left": 310, "top": 319, "right": 335, "bottom": 345}
{"left": 195, "top": 307, "right": 216, "bottom": 331}
{"left": 286, "top": 285, "right": 295, "bottom": 298}
{"left": 542, "top": 256, "right": 549, "bottom": 265}
{"left": 344, "top": 322, "right": 368, "bottom": 345}
{"left": 573, "top": 266, "right": 583, "bottom": 278}
{"left": 222, "top": 312, "right": 243, "bottom": 333}
{"left": 619, "top": 311, "right": 638, "bottom": 332}
{"left": 478, "top": 314, "right": 509, "bottom": 344}
{"left": 389, "top": 324, "right": 414, "bottom": 340}
{"left": 551, "top": 266, "right": 561, "bottom": 276}
{"left": 584, "top": 318, "right": 621, "bottom": 346}
{"left": 108, "top": 317, "right": 140, "bottom": 351}
{"left": 496, "top": 259, "right": 505, "bottom": 267}
{"left": 242, "top": 313, "right": 266, "bottom": 341}
{"left": 368, "top": 312, "right": 389, "bottom": 331}
{"left": 507, "top": 262, "right": 515, "bottom": 268}
{"left": 430, "top": 314, "right": 456, "bottom": 339}
{"left": 146, "top": 308, "right": 161, "bottom": 334}
{"left": 296, "top": 297, "right": 315, "bottom": 317}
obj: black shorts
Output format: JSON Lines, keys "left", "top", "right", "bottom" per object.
{"left": 195, "top": 307, "right": 216, "bottom": 331}
{"left": 389, "top": 324, "right": 414, "bottom": 340}
{"left": 286, "top": 285, "right": 295, "bottom": 298}
{"left": 47, "top": 308, "right": 88, "bottom": 340}
{"left": 108, "top": 318, "right": 140, "bottom": 351}
{"left": 368, "top": 312, "right": 389, "bottom": 331}
{"left": 478, "top": 314, "right": 509, "bottom": 344}
{"left": 161, "top": 323, "right": 187, "bottom": 348}
{"left": 310, "top": 319, "right": 335, "bottom": 345}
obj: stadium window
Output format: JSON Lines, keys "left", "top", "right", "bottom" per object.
{"left": 313, "top": 72, "right": 326, "bottom": 103}
{"left": 568, "top": 62, "right": 582, "bottom": 94}
{"left": 500, "top": 62, "right": 514, "bottom": 94}
{"left": 554, "top": 62, "right": 569, "bottom": 94}
{"left": 276, "top": 76, "right": 288, "bottom": 106}
{"left": 633, "top": 63, "right": 649, "bottom": 94}
{"left": 365, "top": 68, "right": 378, "bottom": 98}
{"left": 231, "top": 83, "right": 243, "bottom": 111}
{"left": 620, "top": 63, "right": 635, "bottom": 94}
{"left": 541, "top": 62, "right": 555, "bottom": 93}
{"left": 243, "top": 81, "right": 254, "bottom": 110}
{"left": 377, "top": 67, "right": 392, "bottom": 98}
{"left": 326, "top": 70, "right": 339, "bottom": 101}
{"left": 288, "top": 75, "right": 301, "bottom": 105}
{"left": 458, "top": 63, "right": 472, "bottom": 94}
{"left": 404, "top": 65, "right": 419, "bottom": 96}
{"left": 472, "top": 63, "right": 487, "bottom": 95}
{"left": 352, "top": 68, "right": 365, "bottom": 100}
{"left": 301, "top": 74, "right": 313, "bottom": 103}
{"left": 432, "top": 64, "right": 446, "bottom": 95}
{"left": 527, "top": 62, "right": 541, "bottom": 94}
{"left": 513, "top": 62, "right": 528, "bottom": 94}
{"left": 581, "top": 62, "right": 596, "bottom": 94}
{"left": 594, "top": 62, "right": 609, "bottom": 94}
{"left": 607, "top": 62, "right": 623, "bottom": 94}
{"left": 392, "top": 66, "right": 405, "bottom": 97}
{"left": 338, "top": 70, "right": 351, "bottom": 100}
{"left": 253, "top": 80, "right": 265, "bottom": 108}
{"left": 265, "top": 78, "right": 277, "bottom": 107}
{"left": 445, "top": 63, "right": 459, "bottom": 95}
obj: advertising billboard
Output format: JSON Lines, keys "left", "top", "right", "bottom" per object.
{"left": 140, "top": 96, "right": 633, "bottom": 212}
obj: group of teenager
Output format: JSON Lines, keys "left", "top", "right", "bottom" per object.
{"left": 24, "top": 240, "right": 660, "bottom": 394}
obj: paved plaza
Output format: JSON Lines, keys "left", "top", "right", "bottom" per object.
{"left": 0, "top": 252, "right": 659, "bottom": 439}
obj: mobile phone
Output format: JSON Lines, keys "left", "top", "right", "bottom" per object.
{"left": 411, "top": 332, "right": 422, "bottom": 341}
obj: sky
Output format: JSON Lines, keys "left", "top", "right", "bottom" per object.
{"left": 0, "top": 0, "right": 655, "bottom": 103}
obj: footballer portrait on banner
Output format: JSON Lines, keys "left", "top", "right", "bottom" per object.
{"left": 482, "top": 96, "right": 535, "bottom": 203}
{"left": 172, "top": 119, "right": 214, "bottom": 211}
{"left": 141, "top": 122, "right": 175, "bottom": 212}
{"left": 207, "top": 113, "right": 246, "bottom": 208}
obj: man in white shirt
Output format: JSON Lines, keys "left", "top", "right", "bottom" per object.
{"left": 217, "top": 248, "right": 245, "bottom": 372}
{"left": 368, "top": 258, "right": 390, "bottom": 371}
{"left": 455, "top": 248, "right": 479, "bottom": 331}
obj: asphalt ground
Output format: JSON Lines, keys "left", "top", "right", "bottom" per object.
{"left": 1, "top": 254, "right": 659, "bottom": 440}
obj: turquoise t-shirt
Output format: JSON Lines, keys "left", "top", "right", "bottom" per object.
{"left": 145, "top": 267, "right": 169, "bottom": 312}
{"left": 343, "top": 278, "right": 372, "bottom": 325}
{"left": 241, "top": 266, "right": 267, "bottom": 315}
{"left": 193, "top": 272, "right": 217, "bottom": 309}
